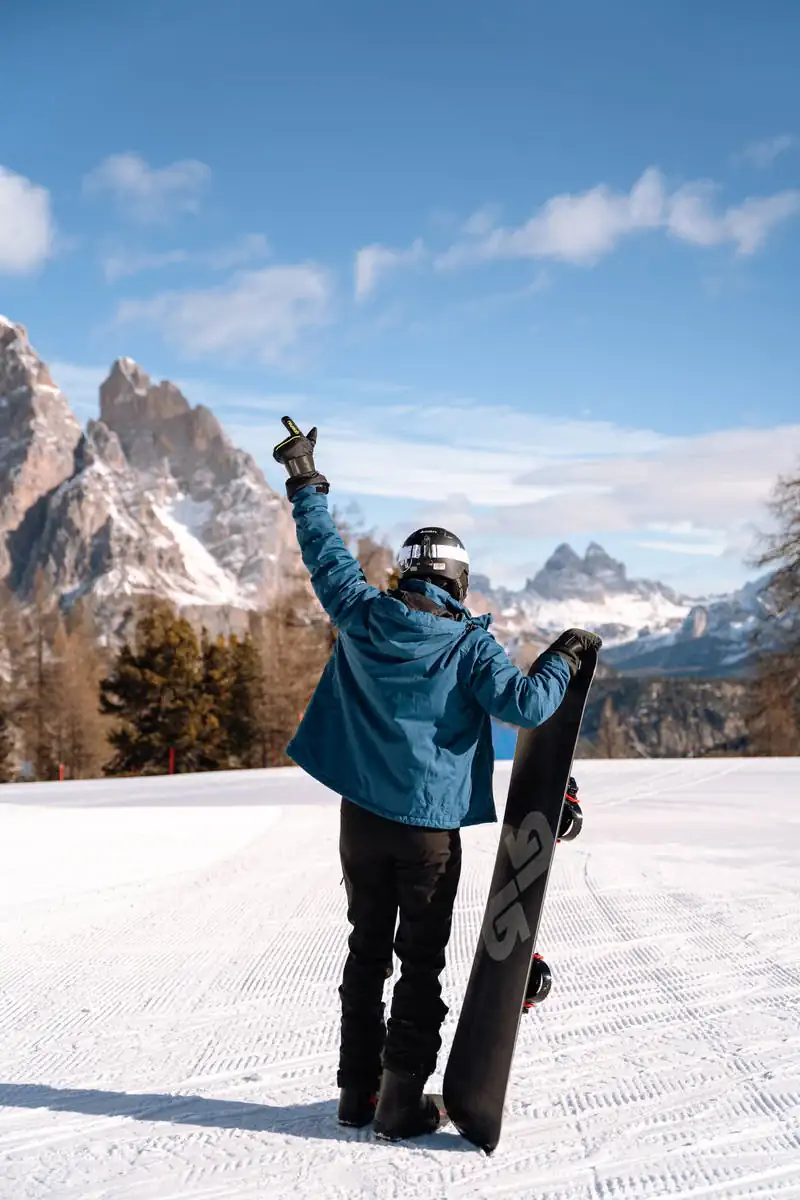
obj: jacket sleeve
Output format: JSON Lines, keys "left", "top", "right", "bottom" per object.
{"left": 466, "top": 634, "right": 571, "bottom": 729}
{"left": 290, "top": 487, "right": 379, "bottom": 630}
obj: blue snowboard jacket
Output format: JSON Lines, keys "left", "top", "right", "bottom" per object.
{"left": 286, "top": 488, "right": 571, "bottom": 830}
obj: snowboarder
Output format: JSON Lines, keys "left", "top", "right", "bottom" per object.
{"left": 272, "top": 416, "right": 601, "bottom": 1141}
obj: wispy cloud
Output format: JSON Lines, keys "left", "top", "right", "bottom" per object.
{"left": 83, "top": 153, "right": 211, "bottom": 223}
{"left": 436, "top": 168, "right": 800, "bottom": 269}
{"left": 102, "top": 248, "right": 190, "bottom": 281}
{"left": 667, "top": 185, "right": 800, "bottom": 254}
{"left": 100, "top": 233, "right": 270, "bottom": 281}
{"left": 0, "top": 165, "right": 54, "bottom": 275}
{"left": 203, "top": 233, "right": 270, "bottom": 271}
{"left": 48, "top": 361, "right": 107, "bottom": 421}
{"left": 635, "top": 539, "right": 726, "bottom": 556}
{"left": 735, "top": 135, "right": 794, "bottom": 169}
{"left": 116, "top": 264, "right": 332, "bottom": 363}
{"left": 354, "top": 238, "right": 425, "bottom": 300}
{"left": 226, "top": 399, "right": 800, "bottom": 569}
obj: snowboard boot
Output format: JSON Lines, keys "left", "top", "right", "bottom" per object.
{"left": 338, "top": 1085, "right": 378, "bottom": 1127}
{"left": 373, "top": 1068, "right": 443, "bottom": 1141}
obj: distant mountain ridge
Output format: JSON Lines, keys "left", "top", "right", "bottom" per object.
{"left": 0, "top": 314, "right": 767, "bottom": 672}
{"left": 470, "top": 543, "right": 768, "bottom": 678}
{"left": 0, "top": 316, "right": 297, "bottom": 637}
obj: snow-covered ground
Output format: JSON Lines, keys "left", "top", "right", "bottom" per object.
{"left": 1, "top": 761, "right": 798, "bottom": 1199}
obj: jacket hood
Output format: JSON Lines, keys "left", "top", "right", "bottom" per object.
{"left": 394, "top": 577, "right": 492, "bottom": 629}
{"left": 367, "top": 578, "right": 492, "bottom": 660}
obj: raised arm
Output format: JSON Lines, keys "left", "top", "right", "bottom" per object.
{"left": 466, "top": 628, "right": 602, "bottom": 729}
{"left": 273, "top": 416, "right": 377, "bottom": 629}
{"left": 291, "top": 488, "right": 378, "bottom": 629}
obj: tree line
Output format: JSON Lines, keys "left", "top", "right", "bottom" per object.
{"left": 0, "top": 473, "right": 797, "bottom": 780}
{"left": 0, "top": 518, "right": 392, "bottom": 781}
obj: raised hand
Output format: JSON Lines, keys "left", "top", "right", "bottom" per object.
{"left": 272, "top": 416, "right": 329, "bottom": 500}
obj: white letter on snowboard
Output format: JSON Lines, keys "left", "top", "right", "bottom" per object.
{"left": 482, "top": 811, "right": 554, "bottom": 962}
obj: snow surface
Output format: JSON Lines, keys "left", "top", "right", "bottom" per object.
{"left": 1, "top": 760, "right": 798, "bottom": 1199}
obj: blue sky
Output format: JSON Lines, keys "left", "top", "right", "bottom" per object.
{"left": 2, "top": 0, "right": 799, "bottom": 595}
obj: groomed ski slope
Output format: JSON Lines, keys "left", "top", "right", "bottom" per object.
{"left": 0, "top": 760, "right": 798, "bottom": 1200}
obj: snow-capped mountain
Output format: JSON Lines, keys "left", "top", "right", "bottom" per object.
{"left": 0, "top": 315, "right": 769, "bottom": 672}
{"left": 471, "top": 543, "right": 768, "bottom": 678}
{"left": 0, "top": 317, "right": 297, "bottom": 635}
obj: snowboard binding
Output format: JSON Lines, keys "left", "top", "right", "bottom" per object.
{"left": 522, "top": 953, "right": 552, "bottom": 1011}
{"left": 525, "top": 777, "right": 583, "bottom": 1013}
{"left": 558, "top": 775, "right": 583, "bottom": 842}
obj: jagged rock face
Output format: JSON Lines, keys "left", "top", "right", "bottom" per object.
{"left": 1, "top": 323, "right": 298, "bottom": 629}
{"left": 527, "top": 541, "right": 677, "bottom": 603}
{"left": 580, "top": 677, "right": 749, "bottom": 757}
{"left": 95, "top": 358, "right": 296, "bottom": 604}
{"left": 679, "top": 605, "right": 709, "bottom": 641}
{"left": 100, "top": 359, "right": 243, "bottom": 489}
{"left": 0, "top": 317, "right": 82, "bottom": 580}
{"left": 21, "top": 420, "right": 198, "bottom": 628}
{"left": 490, "top": 541, "right": 689, "bottom": 660}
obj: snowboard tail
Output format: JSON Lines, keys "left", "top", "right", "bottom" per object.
{"left": 443, "top": 648, "right": 598, "bottom": 1153}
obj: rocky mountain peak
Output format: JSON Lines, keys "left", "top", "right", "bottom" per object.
{"left": 99, "top": 359, "right": 248, "bottom": 493}
{"left": 544, "top": 543, "right": 584, "bottom": 573}
{"left": 76, "top": 420, "right": 128, "bottom": 474}
{"left": 0, "top": 317, "right": 82, "bottom": 581}
{"left": 583, "top": 542, "right": 627, "bottom": 586}
{"left": 527, "top": 541, "right": 640, "bottom": 601}
{"left": 1, "top": 315, "right": 299, "bottom": 631}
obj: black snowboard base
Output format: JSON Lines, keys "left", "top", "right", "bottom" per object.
{"left": 442, "top": 648, "right": 598, "bottom": 1153}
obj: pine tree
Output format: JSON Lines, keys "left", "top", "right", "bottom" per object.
{"left": 101, "top": 600, "right": 213, "bottom": 775}
{"left": 749, "top": 467, "right": 800, "bottom": 753}
{"left": 227, "top": 634, "right": 263, "bottom": 767}
{"left": 12, "top": 572, "right": 61, "bottom": 780}
{"left": 198, "top": 630, "right": 235, "bottom": 770}
{"left": 49, "top": 604, "right": 112, "bottom": 779}
{"left": 249, "top": 587, "right": 330, "bottom": 767}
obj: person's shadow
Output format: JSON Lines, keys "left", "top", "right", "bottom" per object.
{"left": 0, "top": 1083, "right": 472, "bottom": 1151}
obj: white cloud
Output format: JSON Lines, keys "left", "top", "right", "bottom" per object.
{"left": 354, "top": 238, "right": 425, "bottom": 300}
{"left": 100, "top": 233, "right": 270, "bottom": 281}
{"left": 0, "top": 166, "right": 55, "bottom": 274}
{"left": 116, "top": 264, "right": 332, "bottom": 363}
{"left": 502, "top": 425, "right": 800, "bottom": 547}
{"left": 635, "top": 539, "right": 726, "bottom": 557}
{"left": 203, "top": 233, "right": 270, "bottom": 270}
{"left": 102, "top": 248, "right": 190, "bottom": 281}
{"left": 460, "top": 205, "right": 501, "bottom": 236}
{"left": 437, "top": 168, "right": 800, "bottom": 269}
{"left": 83, "top": 153, "right": 211, "bottom": 222}
{"left": 228, "top": 400, "right": 800, "bottom": 575}
{"left": 736, "top": 135, "right": 794, "bottom": 169}
{"left": 666, "top": 184, "right": 800, "bottom": 254}
{"left": 437, "top": 169, "right": 665, "bottom": 268}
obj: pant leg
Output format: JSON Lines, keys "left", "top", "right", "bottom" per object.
{"left": 384, "top": 823, "right": 462, "bottom": 1079}
{"left": 337, "top": 799, "right": 398, "bottom": 1090}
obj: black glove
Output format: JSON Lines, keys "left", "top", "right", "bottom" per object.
{"left": 272, "top": 416, "right": 330, "bottom": 500}
{"left": 547, "top": 628, "right": 602, "bottom": 678}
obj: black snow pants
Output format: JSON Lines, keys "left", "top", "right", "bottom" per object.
{"left": 337, "top": 798, "right": 462, "bottom": 1091}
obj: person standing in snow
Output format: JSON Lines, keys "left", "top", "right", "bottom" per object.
{"left": 273, "top": 417, "right": 601, "bottom": 1141}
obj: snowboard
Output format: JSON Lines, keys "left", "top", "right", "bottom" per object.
{"left": 442, "top": 646, "right": 598, "bottom": 1153}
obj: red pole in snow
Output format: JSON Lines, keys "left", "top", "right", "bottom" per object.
{"left": 169, "top": 747, "right": 176, "bottom": 775}
{"left": 58, "top": 763, "right": 64, "bottom": 782}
